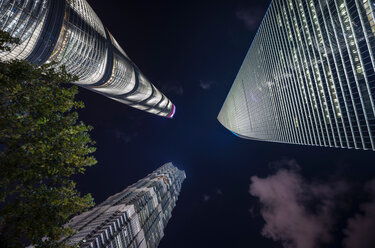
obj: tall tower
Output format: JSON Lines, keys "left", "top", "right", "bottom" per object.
{"left": 62, "top": 163, "right": 186, "bottom": 248}
{"left": 218, "top": 0, "right": 375, "bottom": 151}
{"left": 0, "top": 0, "right": 175, "bottom": 118}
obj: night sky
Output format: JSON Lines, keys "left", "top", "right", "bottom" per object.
{"left": 75, "top": 1, "right": 375, "bottom": 248}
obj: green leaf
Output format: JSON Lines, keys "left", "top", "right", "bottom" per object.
{"left": 0, "top": 30, "right": 97, "bottom": 248}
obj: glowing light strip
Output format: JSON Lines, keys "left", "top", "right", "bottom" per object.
{"left": 167, "top": 104, "right": 176, "bottom": 118}
{"left": 231, "top": 131, "right": 240, "bottom": 137}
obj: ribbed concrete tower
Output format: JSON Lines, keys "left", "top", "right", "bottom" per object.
{"left": 0, "top": 0, "right": 175, "bottom": 117}
{"left": 219, "top": 0, "right": 375, "bottom": 151}
{"left": 62, "top": 163, "right": 186, "bottom": 248}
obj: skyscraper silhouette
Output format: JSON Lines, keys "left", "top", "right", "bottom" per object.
{"left": 0, "top": 0, "right": 175, "bottom": 117}
{"left": 219, "top": 0, "right": 375, "bottom": 151}
{"left": 62, "top": 163, "right": 185, "bottom": 248}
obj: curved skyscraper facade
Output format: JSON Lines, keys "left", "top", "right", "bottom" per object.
{"left": 219, "top": 0, "right": 375, "bottom": 151}
{"left": 62, "top": 163, "right": 186, "bottom": 248}
{"left": 0, "top": 0, "right": 175, "bottom": 117}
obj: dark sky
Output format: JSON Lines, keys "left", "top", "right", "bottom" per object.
{"left": 75, "top": 1, "right": 375, "bottom": 248}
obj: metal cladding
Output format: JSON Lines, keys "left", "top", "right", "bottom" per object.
{"left": 62, "top": 163, "right": 186, "bottom": 248}
{"left": 218, "top": 0, "right": 375, "bottom": 151}
{"left": 0, "top": 0, "right": 175, "bottom": 117}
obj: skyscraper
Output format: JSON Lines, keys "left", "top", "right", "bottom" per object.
{"left": 0, "top": 0, "right": 175, "bottom": 118}
{"left": 61, "top": 163, "right": 186, "bottom": 248}
{"left": 218, "top": 0, "right": 375, "bottom": 151}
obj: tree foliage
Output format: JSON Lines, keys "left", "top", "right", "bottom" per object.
{"left": 0, "top": 30, "right": 97, "bottom": 247}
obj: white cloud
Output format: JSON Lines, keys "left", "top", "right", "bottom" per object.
{"left": 203, "top": 194, "right": 211, "bottom": 202}
{"left": 249, "top": 162, "right": 347, "bottom": 248}
{"left": 235, "top": 6, "right": 264, "bottom": 31}
{"left": 113, "top": 129, "right": 138, "bottom": 144}
{"left": 343, "top": 180, "right": 375, "bottom": 248}
{"left": 162, "top": 82, "right": 184, "bottom": 95}
{"left": 202, "top": 188, "right": 223, "bottom": 203}
{"left": 199, "top": 80, "right": 215, "bottom": 90}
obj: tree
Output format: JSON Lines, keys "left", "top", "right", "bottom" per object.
{"left": 0, "top": 30, "right": 97, "bottom": 248}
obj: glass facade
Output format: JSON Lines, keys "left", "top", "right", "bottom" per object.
{"left": 0, "top": 0, "right": 48, "bottom": 60}
{"left": 62, "top": 163, "right": 186, "bottom": 248}
{"left": 0, "top": 0, "right": 175, "bottom": 118}
{"left": 218, "top": 0, "right": 375, "bottom": 151}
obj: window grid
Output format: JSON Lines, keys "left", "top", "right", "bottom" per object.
{"left": 0, "top": 0, "right": 174, "bottom": 118}
{"left": 218, "top": 0, "right": 375, "bottom": 151}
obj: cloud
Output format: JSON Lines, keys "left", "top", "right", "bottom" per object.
{"left": 199, "top": 80, "right": 215, "bottom": 90}
{"left": 203, "top": 194, "right": 211, "bottom": 202}
{"left": 161, "top": 82, "right": 184, "bottom": 95}
{"left": 343, "top": 180, "right": 375, "bottom": 248}
{"left": 249, "top": 161, "right": 348, "bottom": 248}
{"left": 235, "top": 5, "right": 265, "bottom": 31}
{"left": 202, "top": 188, "right": 223, "bottom": 203}
{"left": 113, "top": 129, "right": 138, "bottom": 144}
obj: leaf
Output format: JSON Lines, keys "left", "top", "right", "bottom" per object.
{"left": 0, "top": 30, "right": 97, "bottom": 248}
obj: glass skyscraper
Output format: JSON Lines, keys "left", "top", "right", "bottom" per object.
{"left": 218, "top": 0, "right": 375, "bottom": 151}
{"left": 0, "top": 0, "right": 175, "bottom": 118}
{"left": 61, "top": 163, "right": 186, "bottom": 248}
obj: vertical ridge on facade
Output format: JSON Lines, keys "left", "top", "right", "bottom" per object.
{"left": 218, "top": 0, "right": 375, "bottom": 151}
{"left": 0, "top": 0, "right": 175, "bottom": 118}
{"left": 62, "top": 163, "right": 186, "bottom": 248}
